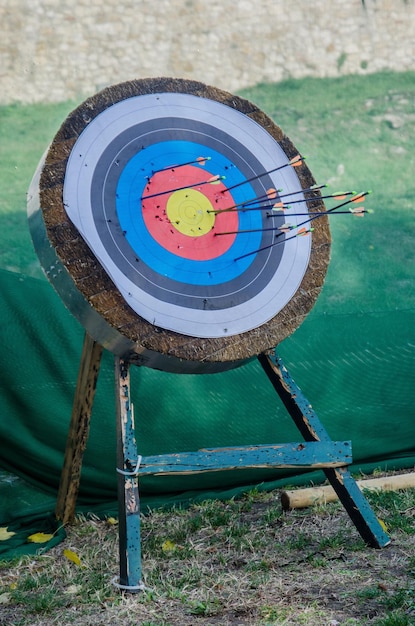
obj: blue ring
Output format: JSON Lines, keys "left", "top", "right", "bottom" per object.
{"left": 116, "top": 141, "right": 263, "bottom": 286}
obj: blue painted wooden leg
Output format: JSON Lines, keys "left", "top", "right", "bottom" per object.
{"left": 115, "top": 358, "right": 145, "bottom": 591}
{"left": 258, "top": 352, "right": 390, "bottom": 548}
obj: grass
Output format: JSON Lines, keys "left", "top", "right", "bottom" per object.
{"left": 0, "top": 100, "right": 77, "bottom": 275}
{"left": 1, "top": 482, "right": 415, "bottom": 625}
{"left": 239, "top": 71, "right": 415, "bottom": 313}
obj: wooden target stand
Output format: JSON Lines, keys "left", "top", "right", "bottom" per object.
{"left": 54, "top": 333, "right": 390, "bottom": 591}
{"left": 27, "top": 78, "right": 390, "bottom": 592}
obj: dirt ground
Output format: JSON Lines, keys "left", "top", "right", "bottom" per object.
{"left": 1, "top": 486, "right": 415, "bottom": 625}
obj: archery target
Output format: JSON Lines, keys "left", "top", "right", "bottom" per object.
{"left": 63, "top": 93, "right": 312, "bottom": 338}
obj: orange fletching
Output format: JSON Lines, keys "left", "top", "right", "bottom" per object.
{"left": 289, "top": 155, "right": 302, "bottom": 167}
{"left": 350, "top": 206, "right": 365, "bottom": 216}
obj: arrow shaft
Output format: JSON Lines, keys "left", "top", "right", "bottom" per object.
{"left": 223, "top": 155, "right": 303, "bottom": 193}
{"left": 142, "top": 177, "right": 221, "bottom": 200}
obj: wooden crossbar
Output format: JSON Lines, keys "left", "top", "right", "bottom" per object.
{"left": 137, "top": 441, "right": 352, "bottom": 476}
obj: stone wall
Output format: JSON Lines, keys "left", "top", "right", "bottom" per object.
{"left": 0, "top": 0, "right": 414, "bottom": 105}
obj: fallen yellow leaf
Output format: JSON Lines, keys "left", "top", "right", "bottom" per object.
{"left": 0, "top": 527, "right": 16, "bottom": 541}
{"left": 27, "top": 532, "right": 54, "bottom": 544}
{"left": 378, "top": 518, "right": 388, "bottom": 533}
{"left": 107, "top": 517, "right": 118, "bottom": 525}
{"left": 63, "top": 549, "right": 82, "bottom": 566}
{"left": 162, "top": 540, "right": 176, "bottom": 553}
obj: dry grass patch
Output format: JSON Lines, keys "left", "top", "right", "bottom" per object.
{"left": 1, "top": 485, "right": 415, "bottom": 625}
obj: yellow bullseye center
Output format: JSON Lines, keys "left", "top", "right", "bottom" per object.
{"left": 166, "top": 188, "right": 215, "bottom": 237}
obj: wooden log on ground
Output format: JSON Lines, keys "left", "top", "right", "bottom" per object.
{"left": 281, "top": 472, "right": 415, "bottom": 510}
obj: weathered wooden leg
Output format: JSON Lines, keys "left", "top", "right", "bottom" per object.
{"left": 115, "top": 358, "right": 144, "bottom": 592}
{"left": 56, "top": 332, "right": 103, "bottom": 524}
{"left": 258, "top": 352, "right": 390, "bottom": 548}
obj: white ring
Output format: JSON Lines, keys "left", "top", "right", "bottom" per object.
{"left": 63, "top": 93, "right": 311, "bottom": 338}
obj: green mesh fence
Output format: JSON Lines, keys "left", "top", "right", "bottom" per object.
{"left": 1, "top": 73, "right": 414, "bottom": 559}
{"left": 0, "top": 268, "right": 413, "bottom": 519}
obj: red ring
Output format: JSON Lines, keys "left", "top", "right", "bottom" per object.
{"left": 142, "top": 165, "right": 238, "bottom": 260}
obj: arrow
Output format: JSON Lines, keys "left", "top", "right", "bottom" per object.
{"left": 222, "top": 154, "right": 304, "bottom": 194}
{"left": 141, "top": 175, "right": 226, "bottom": 200}
{"left": 150, "top": 156, "right": 211, "bottom": 175}
{"left": 216, "top": 209, "right": 370, "bottom": 236}
{"left": 208, "top": 187, "right": 284, "bottom": 214}
{"left": 211, "top": 185, "right": 342, "bottom": 216}
{"left": 234, "top": 228, "right": 314, "bottom": 261}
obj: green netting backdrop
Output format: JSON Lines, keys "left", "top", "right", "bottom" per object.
{"left": 1, "top": 73, "right": 414, "bottom": 559}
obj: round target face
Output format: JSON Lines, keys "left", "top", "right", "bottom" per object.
{"left": 63, "top": 93, "right": 312, "bottom": 338}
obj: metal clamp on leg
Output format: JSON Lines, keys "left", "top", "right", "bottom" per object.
{"left": 116, "top": 456, "right": 142, "bottom": 477}
{"left": 111, "top": 576, "right": 147, "bottom": 593}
